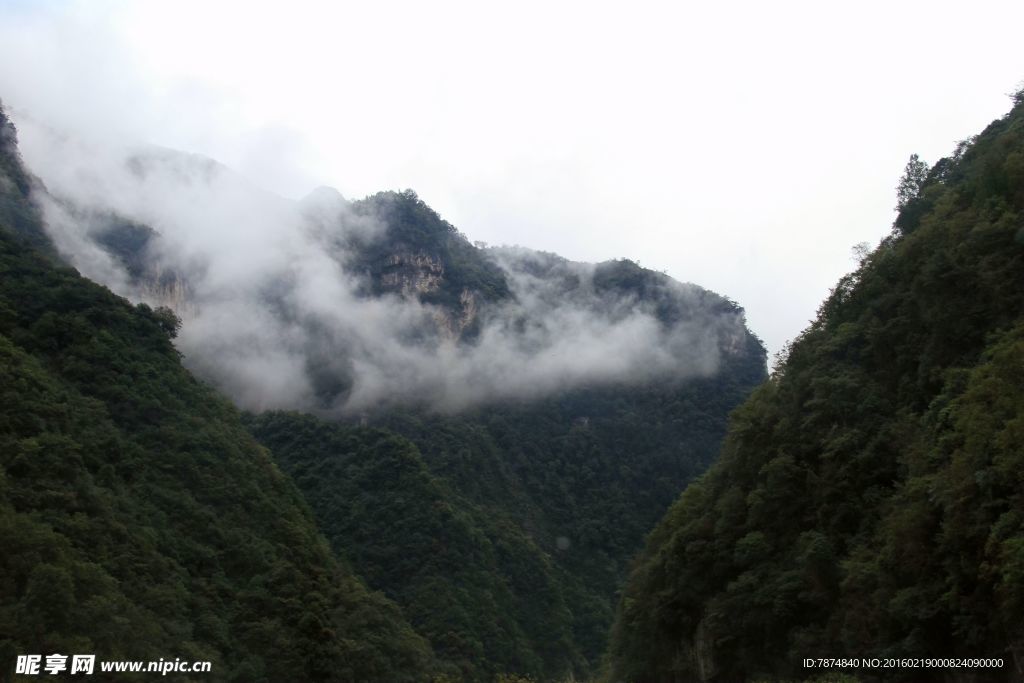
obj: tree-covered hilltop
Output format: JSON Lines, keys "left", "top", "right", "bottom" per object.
{"left": 607, "top": 95, "right": 1024, "bottom": 682}
{"left": 0, "top": 109, "right": 434, "bottom": 682}
{"left": 348, "top": 190, "right": 513, "bottom": 310}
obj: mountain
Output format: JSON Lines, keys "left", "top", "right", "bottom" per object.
{"left": 606, "top": 94, "right": 1024, "bottom": 681}
{"left": 15, "top": 123, "right": 763, "bottom": 413}
{"left": 0, "top": 104, "right": 435, "bottom": 682}
{"left": 7, "top": 106, "right": 768, "bottom": 681}
{"left": 236, "top": 201, "right": 765, "bottom": 678}
{"left": 242, "top": 321, "right": 764, "bottom": 681}
{"left": 245, "top": 412, "right": 585, "bottom": 681}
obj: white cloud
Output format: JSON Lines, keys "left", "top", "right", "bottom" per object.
{"left": 1, "top": 0, "right": 1022, "bottom": 356}
{"left": 15, "top": 121, "right": 742, "bottom": 413}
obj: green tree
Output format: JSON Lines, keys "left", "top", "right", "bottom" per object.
{"left": 895, "top": 152, "right": 929, "bottom": 210}
{"left": 607, "top": 93, "right": 1024, "bottom": 683}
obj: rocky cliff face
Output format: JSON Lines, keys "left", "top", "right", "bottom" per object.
{"left": 139, "top": 270, "right": 195, "bottom": 317}
{"left": 378, "top": 249, "right": 485, "bottom": 340}
{"left": 428, "top": 287, "right": 480, "bottom": 340}
{"left": 380, "top": 250, "right": 445, "bottom": 296}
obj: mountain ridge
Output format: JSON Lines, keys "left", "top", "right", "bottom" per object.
{"left": 13, "top": 127, "right": 763, "bottom": 415}
{"left": 2, "top": 100, "right": 768, "bottom": 681}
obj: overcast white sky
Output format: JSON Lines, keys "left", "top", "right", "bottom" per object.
{"left": 1, "top": 0, "right": 1022, "bottom": 357}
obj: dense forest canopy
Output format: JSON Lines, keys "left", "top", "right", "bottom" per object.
{"left": 0, "top": 103, "right": 440, "bottom": 682}
{"left": 607, "top": 93, "right": 1024, "bottom": 682}
{"left": 246, "top": 412, "right": 584, "bottom": 681}
{"left": 11, "top": 80, "right": 1023, "bottom": 683}
{"left": 236, "top": 200, "right": 766, "bottom": 678}
{"left": 244, "top": 335, "right": 764, "bottom": 680}
{"left": 0, "top": 97, "right": 769, "bottom": 682}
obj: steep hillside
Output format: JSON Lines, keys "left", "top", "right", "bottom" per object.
{"left": 378, "top": 349, "right": 765, "bottom": 660}
{"left": 246, "top": 412, "right": 584, "bottom": 682}
{"left": 244, "top": 271, "right": 765, "bottom": 680}
{"left": 9, "top": 103, "right": 769, "bottom": 681}
{"left": 245, "top": 345, "right": 764, "bottom": 681}
{"left": 0, "top": 108, "right": 434, "bottom": 682}
{"left": 607, "top": 96, "right": 1024, "bottom": 681}
{"left": 348, "top": 190, "right": 512, "bottom": 314}
{"left": 0, "top": 105, "right": 51, "bottom": 253}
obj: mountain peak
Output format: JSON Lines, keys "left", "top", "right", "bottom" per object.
{"left": 301, "top": 184, "right": 346, "bottom": 206}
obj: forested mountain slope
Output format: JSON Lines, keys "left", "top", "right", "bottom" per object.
{"left": 0, "top": 107, "right": 51, "bottom": 254}
{"left": 19, "top": 123, "right": 765, "bottom": 417}
{"left": 0, "top": 105, "right": 434, "bottom": 683}
{"left": 6, "top": 99, "right": 769, "bottom": 681}
{"left": 246, "top": 412, "right": 585, "bottom": 682}
{"left": 237, "top": 233, "right": 765, "bottom": 679}
{"left": 376, "top": 355, "right": 765, "bottom": 665}
{"left": 607, "top": 95, "right": 1024, "bottom": 682}
{"left": 244, "top": 278, "right": 766, "bottom": 680}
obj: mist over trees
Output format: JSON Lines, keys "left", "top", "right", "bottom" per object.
{"left": 0, "top": 98, "right": 767, "bottom": 681}
{"left": 0, "top": 112, "right": 436, "bottom": 680}
{"left": 11, "top": 119, "right": 755, "bottom": 417}
{"left": 5, "top": 65, "right": 1022, "bottom": 682}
